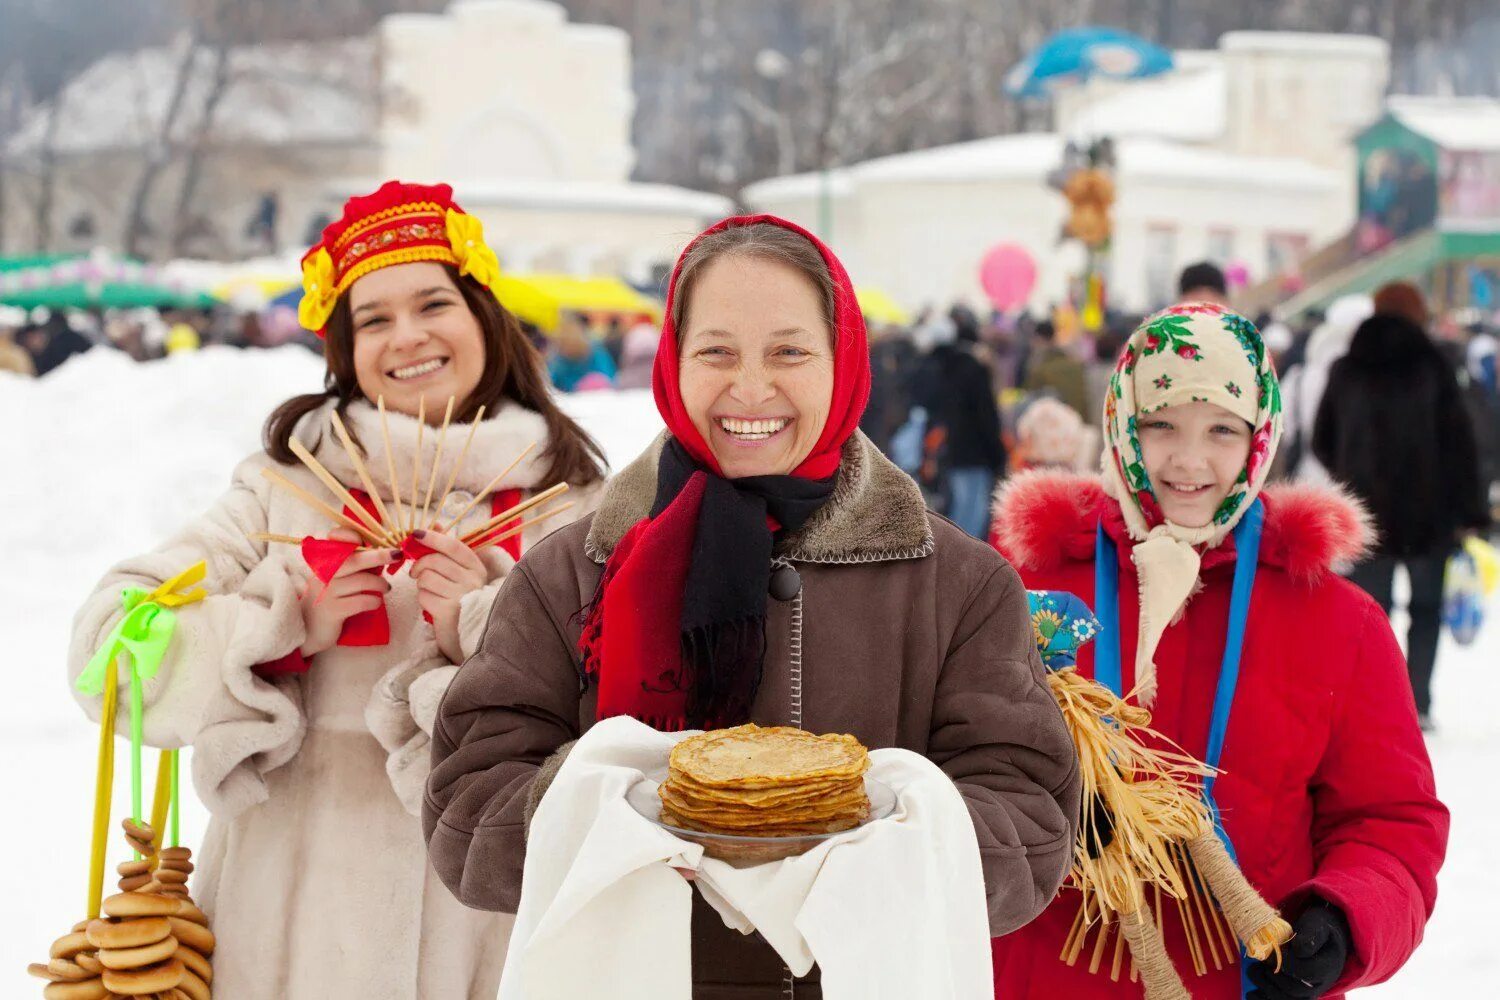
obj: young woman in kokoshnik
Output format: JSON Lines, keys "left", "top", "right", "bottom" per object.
{"left": 989, "top": 304, "right": 1448, "bottom": 1000}
{"left": 423, "top": 215, "right": 1084, "bottom": 998}
{"left": 66, "top": 180, "right": 607, "bottom": 999}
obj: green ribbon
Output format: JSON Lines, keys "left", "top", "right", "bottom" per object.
{"left": 76, "top": 589, "right": 181, "bottom": 697}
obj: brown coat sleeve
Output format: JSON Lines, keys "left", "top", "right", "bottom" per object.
{"left": 931, "top": 557, "right": 1081, "bottom": 936}
{"left": 423, "top": 555, "right": 583, "bottom": 912}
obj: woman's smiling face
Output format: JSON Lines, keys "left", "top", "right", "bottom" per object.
{"left": 677, "top": 254, "right": 835, "bottom": 479}
{"left": 347, "top": 261, "right": 485, "bottom": 421}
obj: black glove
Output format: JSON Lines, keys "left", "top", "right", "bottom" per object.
{"left": 1081, "top": 793, "right": 1115, "bottom": 859}
{"left": 1247, "top": 900, "right": 1351, "bottom": 1000}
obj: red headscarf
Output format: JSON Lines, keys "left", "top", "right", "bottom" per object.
{"left": 580, "top": 215, "right": 872, "bottom": 729}
{"left": 651, "top": 214, "right": 871, "bottom": 481}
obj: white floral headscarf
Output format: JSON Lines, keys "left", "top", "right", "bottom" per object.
{"left": 1100, "top": 303, "right": 1284, "bottom": 705}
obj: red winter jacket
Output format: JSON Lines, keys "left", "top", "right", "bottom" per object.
{"left": 988, "top": 471, "right": 1448, "bottom": 999}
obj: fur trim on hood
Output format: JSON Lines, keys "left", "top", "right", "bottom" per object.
{"left": 992, "top": 470, "right": 1375, "bottom": 582}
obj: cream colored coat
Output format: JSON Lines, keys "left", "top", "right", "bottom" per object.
{"left": 67, "top": 398, "right": 601, "bottom": 1000}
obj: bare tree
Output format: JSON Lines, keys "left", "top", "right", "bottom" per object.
{"left": 122, "top": 28, "right": 200, "bottom": 258}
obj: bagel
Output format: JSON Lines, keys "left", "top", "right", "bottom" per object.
{"left": 155, "top": 868, "right": 190, "bottom": 885}
{"left": 175, "top": 966, "right": 211, "bottom": 1000}
{"left": 174, "top": 901, "right": 209, "bottom": 926}
{"left": 74, "top": 952, "right": 103, "bottom": 975}
{"left": 46, "top": 957, "right": 94, "bottom": 981}
{"left": 176, "top": 944, "right": 212, "bottom": 984}
{"left": 168, "top": 916, "right": 216, "bottom": 955}
{"left": 49, "top": 931, "right": 92, "bottom": 959}
{"left": 42, "top": 979, "right": 108, "bottom": 1000}
{"left": 27, "top": 962, "right": 61, "bottom": 981}
{"left": 87, "top": 916, "right": 171, "bottom": 950}
{"left": 101, "top": 956, "right": 183, "bottom": 994}
{"left": 102, "top": 891, "right": 180, "bottom": 918}
{"left": 99, "top": 934, "right": 178, "bottom": 970}
{"left": 117, "top": 873, "right": 154, "bottom": 892}
{"left": 117, "top": 859, "right": 153, "bottom": 877}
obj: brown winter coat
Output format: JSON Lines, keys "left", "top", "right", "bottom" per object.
{"left": 425, "top": 431, "right": 1081, "bottom": 998}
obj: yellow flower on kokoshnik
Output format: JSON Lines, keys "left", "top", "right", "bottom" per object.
{"left": 446, "top": 209, "right": 502, "bottom": 292}
{"left": 298, "top": 247, "right": 338, "bottom": 332}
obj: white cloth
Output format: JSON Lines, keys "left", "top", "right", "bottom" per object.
{"left": 502, "top": 716, "right": 992, "bottom": 1000}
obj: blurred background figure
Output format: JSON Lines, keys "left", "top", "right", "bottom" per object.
{"left": 1279, "top": 294, "right": 1374, "bottom": 484}
{"left": 1020, "top": 318, "right": 1089, "bottom": 419}
{"left": 548, "top": 311, "right": 617, "bottom": 392}
{"left": 861, "top": 320, "right": 921, "bottom": 456}
{"left": 907, "top": 309, "right": 1007, "bottom": 537}
{"left": 0, "top": 320, "right": 35, "bottom": 376}
{"left": 1314, "top": 285, "right": 1491, "bottom": 729}
{"left": 1010, "top": 396, "right": 1093, "bottom": 473}
{"left": 613, "top": 318, "right": 660, "bottom": 390}
{"left": 1175, "top": 260, "right": 1229, "bottom": 306}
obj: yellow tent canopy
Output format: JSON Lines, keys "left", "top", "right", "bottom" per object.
{"left": 491, "top": 274, "right": 663, "bottom": 333}
{"left": 854, "top": 287, "right": 911, "bottom": 326}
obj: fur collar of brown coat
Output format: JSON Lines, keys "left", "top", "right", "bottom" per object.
{"left": 584, "top": 430, "right": 934, "bottom": 565}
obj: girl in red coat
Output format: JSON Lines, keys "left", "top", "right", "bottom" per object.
{"left": 990, "top": 304, "right": 1447, "bottom": 999}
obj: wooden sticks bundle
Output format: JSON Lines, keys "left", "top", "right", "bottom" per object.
{"left": 255, "top": 394, "right": 572, "bottom": 554}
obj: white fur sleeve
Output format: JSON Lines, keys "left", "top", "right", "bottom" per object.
{"left": 66, "top": 452, "right": 310, "bottom": 818}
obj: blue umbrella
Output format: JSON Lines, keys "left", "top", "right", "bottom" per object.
{"left": 1005, "top": 27, "right": 1174, "bottom": 99}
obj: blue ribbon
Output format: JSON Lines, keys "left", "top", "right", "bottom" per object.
{"left": 1093, "top": 499, "right": 1264, "bottom": 995}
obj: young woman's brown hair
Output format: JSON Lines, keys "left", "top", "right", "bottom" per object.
{"left": 264, "top": 265, "right": 606, "bottom": 489}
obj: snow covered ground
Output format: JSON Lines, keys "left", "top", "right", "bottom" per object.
{"left": 2, "top": 346, "right": 1493, "bottom": 994}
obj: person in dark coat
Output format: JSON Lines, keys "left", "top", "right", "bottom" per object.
{"left": 911, "top": 312, "right": 1007, "bottom": 537}
{"left": 859, "top": 322, "right": 920, "bottom": 456}
{"left": 1021, "top": 319, "right": 1090, "bottom": 418}
{"left": 1313, "top": 312, "right": 1491, "bottom": 726}
{"left": 21, "top": 313, "right": 93, "bottom": 376}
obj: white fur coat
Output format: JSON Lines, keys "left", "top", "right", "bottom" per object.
{"left": 67, "top": 397, "right": 601, "bottom": 1000}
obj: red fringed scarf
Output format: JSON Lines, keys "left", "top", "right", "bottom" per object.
{"left": 579, "top": 214, "right": 871, "bottom": 729}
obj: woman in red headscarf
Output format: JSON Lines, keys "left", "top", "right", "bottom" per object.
{"left": 425, "top": 216, "right": 1082, "bottom": 997}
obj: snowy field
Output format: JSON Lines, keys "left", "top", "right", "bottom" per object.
{"left": 2, "top": 346, "right": 1494, "bottom": 995}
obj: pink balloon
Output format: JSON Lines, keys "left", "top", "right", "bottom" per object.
{"left": 1224, "top": 261, "right": 1250, "bottom": 288}
{"left": 979, "top": 244, "right": 1038, "bottom": 312}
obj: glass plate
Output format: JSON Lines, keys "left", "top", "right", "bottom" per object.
{"left": 626, "top": 768, "right": 897, "bottom": 866}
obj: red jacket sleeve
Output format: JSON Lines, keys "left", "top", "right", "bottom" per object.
{"left": 1284, "top": 593, "right": 1449, "bottom": 991}
{"left": 251, "top": 648, "right": 310, "bottom": 680}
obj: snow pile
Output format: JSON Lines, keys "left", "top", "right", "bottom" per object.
{"left": 0, "top": 346, "right": 1492, "bottom": 995}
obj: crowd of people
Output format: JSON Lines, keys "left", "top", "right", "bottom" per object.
{"left": 29, "top": 177, "right": 1487, "bottom": 997}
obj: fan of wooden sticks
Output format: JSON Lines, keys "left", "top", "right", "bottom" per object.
{"left": 254, "top": 394, "right": 573, "bottom": 554}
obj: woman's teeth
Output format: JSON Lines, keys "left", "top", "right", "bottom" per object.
{"left": 390, "top": 358, "right": 447, "bottom": 380}
{"left": 719, "top": 417, "right": 789, "bottom": 441}
{"left": 1166, "top": 482, "right": 1210, "bottom": 495}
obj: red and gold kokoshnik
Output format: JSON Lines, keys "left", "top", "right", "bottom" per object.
{"left": 298, "top": 179, "right": 502, "bottom": 337}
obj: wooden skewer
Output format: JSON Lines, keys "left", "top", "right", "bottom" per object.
{"left": 459, "top": 482, "right": 570, "bottom": 544}
{"left": 259, "top": 468, "right": 385, "bottom": 545}
{"left": 468, "top": 501, "right": 574, "bottom": 550}
{"left": 378, "top": 396, "right": 408, "bottom": 539}
{"left": 408, "top": 395, "right": 426, "bottom": 535}
{"left": 420, "top": 396, "right": 455, "bottom": 528}
{"left": 440, "top": 440, "right": 538, "bottom": 532}
{"left": 329, "top": 409, "right": 396, "bottom": 539}
{"left": 288, "top": 437, "right": 398, "bottom": 546}
{"left": 253, "top": 532, "right": 308, "bottom": 546}
{"left": 428, "top": 404, "right": 485, "bottom": 529}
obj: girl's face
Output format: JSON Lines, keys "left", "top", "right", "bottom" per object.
{"left": 347, "top": 261, "right": 485, "bottom": 421}
{"left": 678, "top": 254, "right": 834, "bottom": 479}
{"left": 1136, "top": 401, "right": 1252, "bottom": 528}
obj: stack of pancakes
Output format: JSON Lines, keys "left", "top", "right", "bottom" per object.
{"left": 658, "top": 724, "right": 871, "bottom": 838}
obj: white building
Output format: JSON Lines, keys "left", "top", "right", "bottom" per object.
{"left": 2, "top": 0, "right": 730, "bottom": 283}
{"left": 742, "top": 32, "right": 1391, "bottom": 316}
